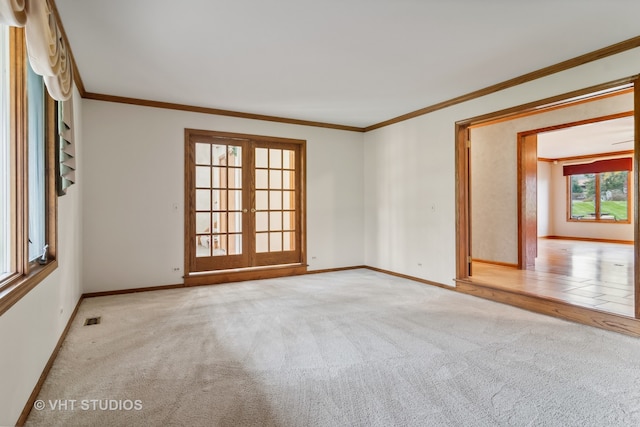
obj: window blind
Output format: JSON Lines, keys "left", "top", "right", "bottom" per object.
{"left": 57, "top": 98, "right": 75, "bottom": 195}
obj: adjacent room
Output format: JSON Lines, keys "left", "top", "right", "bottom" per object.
{"left": 468, "top": 87, "right": 635, "bottom": 316}
{"left": 2, "top": 1, "right": 640, "bottom": 426}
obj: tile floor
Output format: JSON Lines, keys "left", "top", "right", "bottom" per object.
{"left": 470, "top": 239, "right": 635, "bottom": 317}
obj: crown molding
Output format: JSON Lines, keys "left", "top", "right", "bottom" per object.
{"left": 365, "top": 35, "right": 640, "bottom": 132}
{"left": 82, "top": 92, "right": 365, "bottom": 132}
{"left": 50, "top": 0, "right": 640, "bottom": 133}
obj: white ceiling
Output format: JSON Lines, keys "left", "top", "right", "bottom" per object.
{"left": 537, "top": 116, "right": 635, "bottom": 159}
{"left": 55, "top": 0, "right": 640, "bottom": 129}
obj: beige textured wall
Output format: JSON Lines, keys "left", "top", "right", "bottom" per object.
{"left": 471, "top": 92, "right": 633, "bottom": 264}
{"left": 538, "top": 161, "right": 552, "bottom": 237}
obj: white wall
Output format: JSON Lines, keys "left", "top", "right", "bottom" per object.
{"left": 81, "top": 101, "right": 365, "bottom": 293}
{"left": 364, "top": 47, "right": 640, "bottom": 284}
{"left": 549, "top": 159, "right": 634, "bottom": 240}
{"left": 364, "top": 110, "right": 457, "bottom": 282}
{"left": 0, "top": 87, "right": 84, "bottom": 426}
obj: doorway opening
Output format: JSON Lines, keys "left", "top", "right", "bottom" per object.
{"left": 184, "top": 129, "right": 307, "bottom": 285}
{"left": 455, "top": 78, "right": 639, "bottom": 324}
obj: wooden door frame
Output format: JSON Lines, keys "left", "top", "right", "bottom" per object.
{"left": 252, "top": 139, "right": 304, "bottom": 267}
{"left": 455, "top": 125, "right": 472, "bottom": 278}
{"left": 184, "top": 129, "right": 307, "bottom": 286}
{"left": 517, "top": 111, "right": 635, "bottom": 271}
{"left": 517, "top": 133, "right": 538, "bottom": 270}
{"left": 455, "top": 76, "right": 640, "bottom": 319}
{"left": 635, "top": 82, "right": 640, "bottom": 319}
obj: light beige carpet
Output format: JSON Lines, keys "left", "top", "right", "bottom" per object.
{"left": 26, "top": 269, "right": 640, "bottom": 426}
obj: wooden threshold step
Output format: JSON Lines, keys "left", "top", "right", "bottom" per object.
{"left": 455, "top": 278, "right": 640, "bottom": 337}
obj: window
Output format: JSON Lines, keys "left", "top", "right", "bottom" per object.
{"left": 566, "top": 159, "right": 631, "bottom": 222}
{"left": 27, "top": 60, "right": 46, "bottom": 261}
{"left": 0, "top": 25, "right": 10, "bottom": 281}
{"left": 0, "top": 26, "right": 57, "bottom": 316}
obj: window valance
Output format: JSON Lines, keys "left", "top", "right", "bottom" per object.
{"left": 563, "top": 157, "right": 632, "bottom": 176}
{"left": 0, "top": 0, "right": 72, "bottom": 100}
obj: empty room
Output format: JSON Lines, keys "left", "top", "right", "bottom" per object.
{"left": 2, "top": 1, "right": 640, "bottom": 426}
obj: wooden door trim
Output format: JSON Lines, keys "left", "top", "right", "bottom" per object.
{"left": 192, "top": 137, "right": 250, "bottom": 271}
{"left": 455, "top": 124, "right": 471, "bottom": 279}
{"left": 251, "top": 140, "right": 304, "bottom": 267}
{"left": 455, "top": 76, "right": 639, "bottom": 320}
{"left": 517, "top": 133, "right": 537, "bottom": 270}
{"left": 517, "top": 112, "right": 635, "bottom": 257}
{"left": 635, "top": 77, "right": 640, "bottom": 319}
{"left": 185, "top": 128, "right": 306, "bottom": 145}
{"left": 184, "top": 128, "right": 307, "bottom": 283}
{"left": 539, "top": 148, "right": 633, "bottom": 163}
{"left": 184, "top": 264, "right": 307, "bottom": 286}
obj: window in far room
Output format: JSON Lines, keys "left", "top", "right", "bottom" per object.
{"left": 566, "top": 160, "right": 631, "bottom": 222}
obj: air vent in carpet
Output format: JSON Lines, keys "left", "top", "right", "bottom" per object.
{"left": 84, "top": 317, "right": 101, "bottom": 326}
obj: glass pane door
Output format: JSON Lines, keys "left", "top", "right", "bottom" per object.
{"left": 253, "top": 143, "right": 301, "bottom": 266}
{"left": 186, "top": 131, "right": 303, "bottom": 273}
{"left": 193, "top": 139, "right": 249, "bottom": 270}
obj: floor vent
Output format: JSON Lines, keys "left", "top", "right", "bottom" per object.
{"left": 84, "top": 317, "right": 101, "bottom": 326}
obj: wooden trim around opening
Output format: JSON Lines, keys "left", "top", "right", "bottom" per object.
{"left": 539, "top": 149, "right": 634, "bottom": 163}
{"left": 518, "top": 132, "right": 538, "bottom": 270}
{"left": 367, "top": 265, "right": 640, "bottom": 337}
{"left": 456, "top": 279, "right": 640, "bottom": 337}
{"left": 472, "top": 88, "right": 634, "bottom": 130}
{"left": 634, "top": 77, "right": 640, "bottom": 319}
{"left": 455, "top": 124, "right": 471, "bottom": 279}
{"left": 457, "top": 78, "right": 637, "bottom": 129}
{"left": 519, "top": 111, "right": 634, "bottom": 138}
{"left": 457, "top": 77, "right": 640, "bottom": 322}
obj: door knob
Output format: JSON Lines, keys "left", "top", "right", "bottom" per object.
{"left": 243, "top": 209, "right": 248, "bottom": 213}
{"left": 251, "top": 208, "right": 256, "bottom": 213}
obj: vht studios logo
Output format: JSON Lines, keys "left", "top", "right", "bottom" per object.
{"left": 34, "top": 399, "right": 143, "bottom": 411}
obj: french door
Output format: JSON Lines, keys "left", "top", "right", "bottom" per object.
{"left": 185, "top": 129, "right": 305, "bottom": 274}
